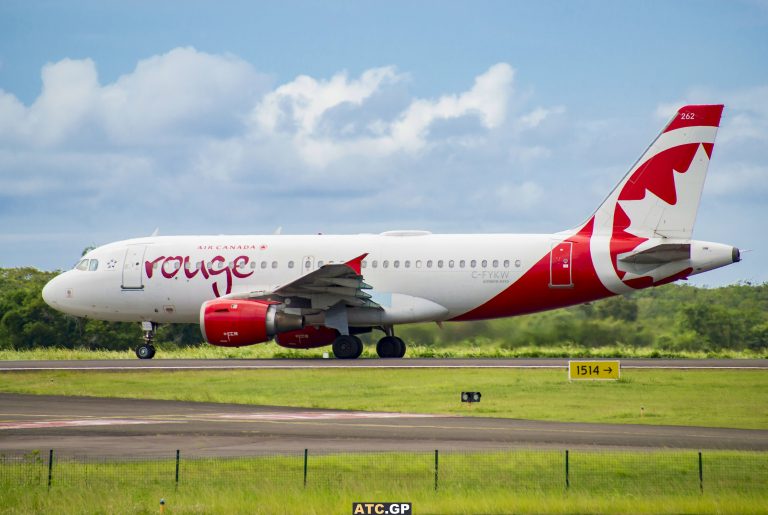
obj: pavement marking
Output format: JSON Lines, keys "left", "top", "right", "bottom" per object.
{"left": 217, "top": 419, "right": 766, "bottom": 442}
{"left": 0, "top": 419, "right": 172, "bottom": 430}
{"left": 209, "top": 411, "right": 441, "bottom": 421}
{"left": 3, "top": 415, "right": 764, "bottom": 444}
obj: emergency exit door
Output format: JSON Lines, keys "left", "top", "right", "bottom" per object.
{"left": 549, "top": 241, "right": 573, "bottom": 288}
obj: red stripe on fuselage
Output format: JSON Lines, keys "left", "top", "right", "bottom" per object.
{"left": 451, "top": 218, "right": 613, "bottom": 321}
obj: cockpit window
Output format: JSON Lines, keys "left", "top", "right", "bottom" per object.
{"left": 74, "top": 259, "right": 99, "bottom": 271}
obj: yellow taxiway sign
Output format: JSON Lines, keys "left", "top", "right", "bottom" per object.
{"left": 568, "top": 360, "right": 621, "bottom": 380}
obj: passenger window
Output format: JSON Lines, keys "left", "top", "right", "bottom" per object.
{"left": 362, "top": 260, "right": 367, "bottom": 269}
{"left": 405, "top": 260, "right": 411, "bottom": 268}
{"left": 493, "top": 259, "right": 499, "bottom": 268}
{"left": 515, "top": 259, "right": 521, "bottom": 268}
{"left": 272, "top": 261, "right": 278, "bottom": 269}
{"left": 471, "top": 260, "right": 477, "bottom": 268}
{"left": 394, "top": 260, "right": 400, "bottom": 268}
{"left": 251, "top": 261, "right": 257, "bottom": 269}
{"left": 372, "top": 260, "right": 378, "bottom": 268}
{"left": 448, "top": 260, "right": 454, "bottom": 268}
{"left": 318, "top": 260, "right": 325, "bottom": 267}
{"left": 305, "top": 260, "right": 312, "bottom": 269}
{"left": 88, "top": 259, "right": 99, "bottom": 271}
{"left": 175, "top": 261, "right": 181, "bottom": 270}
{"left": 288, "top": 261, "right": 294, "bottom": 269}
{"left": 416, "top": 260, "right": 422, "bottom": 268}
{"left": 482, "top": 260, "right": 488, "bottom": 268}
{"left": 460, "top": 260, "right": 466, "bottom": 268}
{"left": 383, "top": 260, "right": 389, "bottom": 268}
{"left": 437, "top": 260, "right": 443, "bottom": 268}
{"left": 503, "top": 260, "right": 510, "bottom": 268}
{"left": 261, "top": 261, "right": 267, "bottom": 269}
{"left": 427, "top": 260, "right": 433, "bottom": 268}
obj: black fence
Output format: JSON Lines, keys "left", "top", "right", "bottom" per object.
{"left": 1, "top": 449, "right": 766, "bottom": 495}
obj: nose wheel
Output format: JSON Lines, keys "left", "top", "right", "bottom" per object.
{"left": 135, "top": 344, "right": 156, "bottom": 359}
{"left": 136, "top": 322, "right": 157, "bottom": 360}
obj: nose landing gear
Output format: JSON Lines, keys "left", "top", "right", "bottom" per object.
{"left": 135, "top": 321, "right": 157, "bottom": 359}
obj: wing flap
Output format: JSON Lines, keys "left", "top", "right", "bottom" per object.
{"left": 224, "top": 253, "right": 380, "bottom": 311}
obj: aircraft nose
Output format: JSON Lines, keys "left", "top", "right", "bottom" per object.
{"left": 42, "top": 275, "right": 63, "bottom": 308}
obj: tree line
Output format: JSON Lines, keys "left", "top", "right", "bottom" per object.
{"left": 1, "top": 267, "right": 766, "bottom": 352}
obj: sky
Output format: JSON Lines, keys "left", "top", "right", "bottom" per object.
{"left": 0, "top": 0, "right": 766, "bottom": 286}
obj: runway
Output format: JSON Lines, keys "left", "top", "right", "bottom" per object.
{"left": 2, "top": 358, "right": 767, "bottom": 371}
{"left": 1, "top": 394, "right": 766, "bottom": 456}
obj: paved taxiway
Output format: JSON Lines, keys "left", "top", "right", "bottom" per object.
{"left": 1, "top": 358, "right": 766, "bottom": 371}
{"left": 1, "top": 394, "right": 766, "bottom": 456}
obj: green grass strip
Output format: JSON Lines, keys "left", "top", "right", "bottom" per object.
{"left": 1, "top": 450, "right": 766, "bottom": 514}
{"left": 1, "top": 368, "right": 766, "bottom": 429}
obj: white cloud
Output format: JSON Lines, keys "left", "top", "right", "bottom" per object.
{"left": 100, "top": 47, "right": 267, "bottom": 144}
{"left": 707, "top": 162, "right": 768, "bottom": 197}
{"left": 517, "top": 106, "right": 565, "bottom": 130}
{"left": 246, "top": 62, "right": 516, "bottom": 167}
{"left": 0, "top": 47, "right": 267, "bottom": 149}
{"left": 253, "top": 66, "right": 402, "bottom": 135}
{"left": 17, "top": 58, "right": 100, "bottom": 146}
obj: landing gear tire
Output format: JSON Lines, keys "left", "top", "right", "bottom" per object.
{"left": 136, "top": 321, "right": 157, "bottom": 360}
{"left": 376, "top": 336, "right": 404, "bottom": 358}
{"left": 136, "top": 344, "right": 155, "bottom": 360}
{"left": 332, "top": 335, "right": 363, "bottom": 359}
{"left": 395, "top": 337, "right": 406, "bottom": 358}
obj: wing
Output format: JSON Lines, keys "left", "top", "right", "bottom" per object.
{"left": 224, "top": 253, "right": 380, "bottom": 311}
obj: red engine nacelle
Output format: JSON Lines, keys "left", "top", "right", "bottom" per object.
{"left": 200, "top": 299, "right": 304, "bottom": 347}
{"left": 275, "top": 326, "right": 340, "bottom": 349}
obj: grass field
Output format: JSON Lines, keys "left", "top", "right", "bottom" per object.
{"left": 2, "top": 450, "right": 767, "bottom": 514}
{"left": 1, "top": 368, "right": 766, "bottom": 429}
{"left": 2, "top": 343, "right": 765, "bottom": 361}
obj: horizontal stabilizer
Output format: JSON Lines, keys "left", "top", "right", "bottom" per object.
{"left": 618, "top": 243, "right": 691, "bottom": 265}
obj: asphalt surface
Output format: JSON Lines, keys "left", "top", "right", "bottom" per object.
{"left": 1, "top": 394, "right": 766, "bottom": 457}
{"left": 2, "top": 358, "right": 767, "bottom": 371}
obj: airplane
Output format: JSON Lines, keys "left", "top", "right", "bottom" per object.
{"left": 42, "top": 104, "right": 740, "bottom": 359}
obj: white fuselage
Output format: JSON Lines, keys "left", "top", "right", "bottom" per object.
{"left": 43, "top": 233, "right": 546, "bottom": 324}
{"left": 42, "top": 231, "right": 737, "bottom": 327}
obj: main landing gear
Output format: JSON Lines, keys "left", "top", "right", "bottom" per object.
{"left": 135, "top": 321, "right": 157, "bottom": 360}
{"left": 376, "top": 335, "right": 406, "bottom": 358}
{"left": 330, "top": 328, "right": 407, "bottom": 359}
{"left": 332, "top": 335, "right": 364, "bottom": 359}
